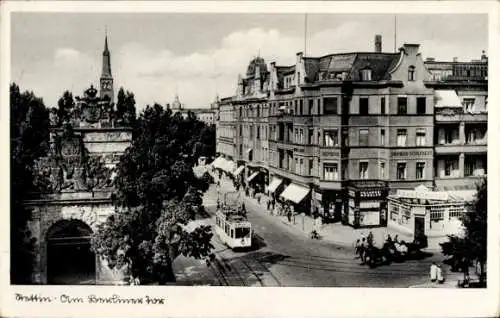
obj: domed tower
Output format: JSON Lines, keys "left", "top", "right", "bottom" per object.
{"left": 171, "top": 94, "right": 182, "bottom": 111}
{"left": 246, "top": 56, "right": 268, "bottom": 78}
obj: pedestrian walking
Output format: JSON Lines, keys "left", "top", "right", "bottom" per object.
{"left": 437, "top": 264, "right": 445, "bottom": 284}
{"left": 354, "top": 239, "right": 361, "bottom": 259}
{"left": 430, "top": 262, "right": 438, "bottom": 283}
{"left": 359, "top": 238, "right": 366, "bottom": 263}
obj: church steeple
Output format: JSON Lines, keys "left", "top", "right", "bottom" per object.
{"left": 101, "top": 33, "right": 112, "bottom": 78}
{"left": 100, "top": 30, "right": 114, "bottom": 102}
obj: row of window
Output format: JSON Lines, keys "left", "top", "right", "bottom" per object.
{"left": 235, "top": 95, "right": 429, "bottom": 118}
{"left": 266, "top": 126, "right": 428, "bottom": 147}
{"left": 322, "top": 162, "right": 426, "bottom": 181}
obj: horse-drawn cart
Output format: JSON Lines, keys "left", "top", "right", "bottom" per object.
{"left": 362, "top": 233, "right": 428, "bottom": 268}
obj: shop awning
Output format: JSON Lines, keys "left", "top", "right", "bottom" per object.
{"left": 266, "top": 177, "right": 283, "bottom": 193}
{"left": 224, "top": 160, "right": 236, "bottom": 173}
{"left": 435, "top": 90, "right": 462, "bottom": 108}
{"left": 280, "top": 183, "right": 310, "bottom": 204}
{"left": 247, "top": 171, "right": 260, "bottom": 182}
{"left": 211, "top": 156, "right": 224, "bottom": 169}
{"left": 233, "top": 165, "right": 245, "bottom": 176}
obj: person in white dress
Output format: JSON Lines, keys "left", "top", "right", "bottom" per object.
{"left": 430, "top": 262, "right": 438, "bottom": 283}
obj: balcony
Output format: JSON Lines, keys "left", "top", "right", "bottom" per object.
{"left": 434, "top": 143, "right": 486, "bottom": 155}
{"left": 435, "top": 108, "right": 487, "bottom": 122}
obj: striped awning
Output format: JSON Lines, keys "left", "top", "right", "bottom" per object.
{"left": 280, "top": 183, "right": 310, "bottom": 204}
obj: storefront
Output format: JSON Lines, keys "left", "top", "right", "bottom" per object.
{"left": 280, "top": 182, "right": 311, "bottom": 215}
{"left": 388, "top": 185, "right": 473, "bottom": 237}
{"left": 245, "top": 167, "right": 268, "bottom": 196}
{"left": 312, "top": 188, "right": 342, "bottom": 223}
{"left": 343, "top": 181, "right": 389, "bottom": 229}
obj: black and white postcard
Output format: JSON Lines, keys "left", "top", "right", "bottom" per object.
{"left": 1, "top": 1, "right": 498, "bottom": 317}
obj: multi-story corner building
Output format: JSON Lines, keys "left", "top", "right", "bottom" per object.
{"left": 214, "top": 35, "right": 488, "bottom": 229}
{"left": 425, "top": 55, "right": 488, "bottom": 191}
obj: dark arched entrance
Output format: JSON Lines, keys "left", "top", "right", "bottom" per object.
{"left": 46, "top": 219, "right": 96, "bottom": 285}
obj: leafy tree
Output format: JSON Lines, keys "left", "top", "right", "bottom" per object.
{"left": 10, "top": 83, "right": 50, "bottom": 283}
{"left": 115, "top": 87, "right": 137, "bottom": 126}
{"left": 92, "top": 103, "right": 214, "bottom": 284}
{"left": 440, "top": 178, "right": 487, "bottom": 284}
{"left": 57, "top": 91, "right": 75, "bottom": 125}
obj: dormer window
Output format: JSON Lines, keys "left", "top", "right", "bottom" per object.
{"left": 408, "top": 66, "right": 416, "bottom": 81}
{"left": 360, "top": 68, "right": 372, "bottom": 81}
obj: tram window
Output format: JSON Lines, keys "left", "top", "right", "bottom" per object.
{"left": 235, "top": 227, "right": 251, "bottom": 238}
{"left": 230, "top": 229, "right": 234, "bottom": 238}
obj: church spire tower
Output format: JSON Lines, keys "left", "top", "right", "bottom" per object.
{"left": 100, "top": 30, "right": 114, "bottom": 102}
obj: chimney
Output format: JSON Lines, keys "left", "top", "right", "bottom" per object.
{"left": 453, "top": 57, "right": 458, "bottom": 63}
{"left": 375, "top": 35, "right": 382, "bottom": 52}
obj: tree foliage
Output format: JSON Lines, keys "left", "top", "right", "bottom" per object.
{"left": 92, "top": 103, "right": 214, "bottom": 284}
{"left": 440, "top": 178, "right": 487, "bottom": 283}
{"left": 115, "top": 87, "right": 137, "bottom": 126}
{"left": 57, "top": 90, "right": 75, "bottom": 125}
{"left": 10, "top": 83, "right": 50, "bottom": 283}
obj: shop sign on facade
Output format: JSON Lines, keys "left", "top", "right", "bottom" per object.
{"left": 360, "top": 190, "right": 382, "bottom": 198}
{"left": 396, "top": 190, "right": 448, "bottom": 201}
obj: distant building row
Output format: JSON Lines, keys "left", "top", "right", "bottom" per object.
{"left": 213, "top": 35, "right": 487, "bottom": 230}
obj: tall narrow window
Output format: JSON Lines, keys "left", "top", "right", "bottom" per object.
{"left": 324, "top": 129, "right": 339, "bottom": 147}
{"left": 380, "top": 162, "right": 385, "bottom": 179}
{"left": 309, "top": 159, "right": 314, "bottom": 176}
{"left": 408, "top": 65, "right": 416, "bottom": 81}
{"left": 359, "top": 97, "right": 369, "bottom": 115}
{"left": 361, "top": 68, "right": 372, "bottom": 81}
{"left": 416, "top": 128, "right": 426, "bottom": 146}
{"left": 416, "top": 162, "right": 425, "bottom": 179}
{"left": 359, "top": 129, "right": 369, "bottom": 146}
{"left": 308, "top": 128, "right": 314, "bottom": 144}
{"left": 397, "top": 129, "right": 407, "bottom": 147}
{"left": 417, "top": 97, "right": 426, "bottom": 114}
{"left": 359, "top": 162, "right": 368, "bottom": 179}
{"left": 381, "top": 97, "right": 386, "bottom": 114}
{"left": 381, "top": 129, "right": 386, "bottom": 146}
{"left": 397, "top": 97, "right": 408, "bottom": 114}
{"left": 256, "top": 125, "right": 260, "bottom": 140}
{"left": 294, "top": 128, "right": 298, "bottom": 143}
{"left": 397, "top": 162, "right": 407, "bottom": 180}
{"left": 463, "top": 98, "right": 476, "bottom": 113}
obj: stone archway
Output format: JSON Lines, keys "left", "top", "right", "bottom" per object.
{"left": 46, "top": 219, "right": 95, "bottom": 285}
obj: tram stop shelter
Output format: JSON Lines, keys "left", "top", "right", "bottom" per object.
{"left": 387, "top": 185, "right": 475, "bottom": 237}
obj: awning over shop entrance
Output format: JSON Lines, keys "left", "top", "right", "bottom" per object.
{"left": 266, "top": 177, "right": 283, "bottom": 194}
{"left": 211, "top": 156, "right": 225, "bottom": 169}
{"left": 247, "top": 171, "right": 260, "bottom": 182}
{"left": 223, "top": 160, "right": 236, "bottom": 174}
{"left": 233, "top": 165, "right": 245, "bottom": 176}
{"left": 280, "top": 183, "right": 310, "bottom": 204}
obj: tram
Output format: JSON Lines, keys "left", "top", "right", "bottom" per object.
{"left": 215, "top": 210, "right": 252, "bottom": 249}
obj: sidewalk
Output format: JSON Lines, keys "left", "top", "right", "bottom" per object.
{"left": 243, "top": 191, "right": 446, "bottom": 251}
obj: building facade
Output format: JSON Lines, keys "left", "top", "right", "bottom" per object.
{"left": 214, "top": 35, "right": 487, "bottom": 229}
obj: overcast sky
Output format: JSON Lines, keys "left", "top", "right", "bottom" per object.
{"left": 11, "top": 13, "right": 487, "bottom": 111}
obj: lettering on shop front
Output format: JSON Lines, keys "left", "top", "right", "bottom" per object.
{"left": 321, "top": 151, "right": 340, "bottom": 157}
{"left": 391, "top": 150, "right": 433, "bottom": 157}
{"left": 294, "top": 148, "right": 305, "bottom": 153}
{"left": 360, "top": 191, "right": 381, "bottom": 198}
